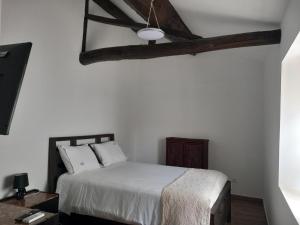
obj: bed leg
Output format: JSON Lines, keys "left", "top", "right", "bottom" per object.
{"left": 210, "top": 214, "right": 215, "bottom": 225}
{"left": 226, "top": 184, "right": 232, "bottom": 223}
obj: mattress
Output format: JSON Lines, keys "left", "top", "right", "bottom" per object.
{"left": 56, "top": 161, "right": 227, "bottom": 225}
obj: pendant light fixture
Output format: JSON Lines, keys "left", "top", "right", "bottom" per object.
{"left": 137, "top": 0, "right": 165, "bottom": 41}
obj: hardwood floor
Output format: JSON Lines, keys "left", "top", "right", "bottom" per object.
{"left": 230, "top": 196, "right": 268, "bottom": 225}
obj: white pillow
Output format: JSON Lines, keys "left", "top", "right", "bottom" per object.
{"left": 58, "top": 144, "right": 100, "bottom": 174}
{"left": 90, "top": 141, "right": 127, "bottom": 167}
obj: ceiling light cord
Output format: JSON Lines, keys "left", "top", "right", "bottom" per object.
{"left": 137, "top": 0, "right": 165, "bottom": 41}
{"left": 146, "top": 0, "right": 161, "bottom": 29}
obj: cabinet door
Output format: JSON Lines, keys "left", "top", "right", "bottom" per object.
{"left": 166, "top": 141, "right": 184, "bottom": 167}
{"left": 183, "top": 142, "right": 207, "bottom": 169}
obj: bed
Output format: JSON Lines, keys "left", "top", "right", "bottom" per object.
{"left": 48, "top": 134, "right": 231, "bottom": 225}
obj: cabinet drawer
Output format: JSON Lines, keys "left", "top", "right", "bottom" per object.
{"left": 32, "top": 197, "right": 59, "bottom": 213}
{"left": 38, "top": 214, "right": 59, "bottom": 225}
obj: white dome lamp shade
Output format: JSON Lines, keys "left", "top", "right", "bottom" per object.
{"left": 137, "top": 28, "right": 165, "bottom": 41}
{"left": 137, "top": 0, "right": 165, "bottom": 41}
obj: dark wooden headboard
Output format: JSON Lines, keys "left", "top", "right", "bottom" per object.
{"left": 48, "top": 133, "right": 115, "bottom": 193}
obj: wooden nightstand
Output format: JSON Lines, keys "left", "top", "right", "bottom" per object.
{"left": 0, "top": 203, "right": 59, "bottom": 225}
{"left": 0, "top": 190, "right": 59, "bottom": 213}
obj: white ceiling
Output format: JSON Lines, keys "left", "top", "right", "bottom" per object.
{"left": 171, "top": 0, "right": 288, "bottom": 25}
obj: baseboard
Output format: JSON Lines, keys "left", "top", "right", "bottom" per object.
{"left": 231, "top": 194, "right": 263, "bottom": 204}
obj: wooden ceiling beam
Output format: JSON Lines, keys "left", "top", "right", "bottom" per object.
{"left": 92, "top": 0, "right": 199, "bottom": 41}
{"left": 123, "top": 0, "right": 195, "bottom": 40}
{"left": 92, "top": 0, "right": 138, "bottom": 33}
{"left": 79, "top": 29, "right": 281, "bottom": 64}
{"left": 87, "top": 14, "right": 201, "bottom": 41}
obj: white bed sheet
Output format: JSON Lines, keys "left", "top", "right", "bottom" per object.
{"left": 56, "top": 161, "right": 227, "bottom": 225}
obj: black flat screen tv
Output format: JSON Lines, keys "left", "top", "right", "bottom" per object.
{"left": 0, "top": 42, "right": 32, "bottom": 135}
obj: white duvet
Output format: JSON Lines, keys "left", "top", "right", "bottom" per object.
{"left": 56, "top": 161, "right": 227, "bottom": 225}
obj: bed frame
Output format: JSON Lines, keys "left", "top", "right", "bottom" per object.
{"left": 48, "top": 133, "right": 231, "bottom": 225}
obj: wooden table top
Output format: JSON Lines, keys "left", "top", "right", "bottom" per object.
{"left": 0, "top": 203, "right": 57, "bottom": 225}
{"left": 2, "top": 192, "right": 58, "bottom": 208}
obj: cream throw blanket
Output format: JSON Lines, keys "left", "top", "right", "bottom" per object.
{"left": 161, "top": 169, "right": 227, "bottom": 225}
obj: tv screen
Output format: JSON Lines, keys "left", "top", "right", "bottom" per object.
{"left": 0, "top": 42, "right": 32, "bottom": 135}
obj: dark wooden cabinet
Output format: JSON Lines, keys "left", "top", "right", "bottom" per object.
{"left": 166, "top": 137, "right": 209, "bottom": 169}
{"left": 1, "top": 191, "right": 59, "bottom": 213}
{"left": 0, "top": 191, "right": 59, "bottom": 225}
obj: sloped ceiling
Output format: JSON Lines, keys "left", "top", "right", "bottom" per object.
{"left": 109, "top": 0, "right": 288, "bottom": 37}
{"left": 88, "top": 0, "right": 288, "bottom": 62}
{"left": 171, "top": 0, "right": 288, "bottom": 24}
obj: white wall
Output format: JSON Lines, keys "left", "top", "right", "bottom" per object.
{"left": 126, "top": 52, "right": 265, "bottom": 199}
{"left": 0, "top": 0, "right": 140, "bottom": 197}
{"left": 0, "top": 0, "right": 268, "bottom": 199}
{"left": 263, "top": 0, "right": 300, "bottom": 224}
